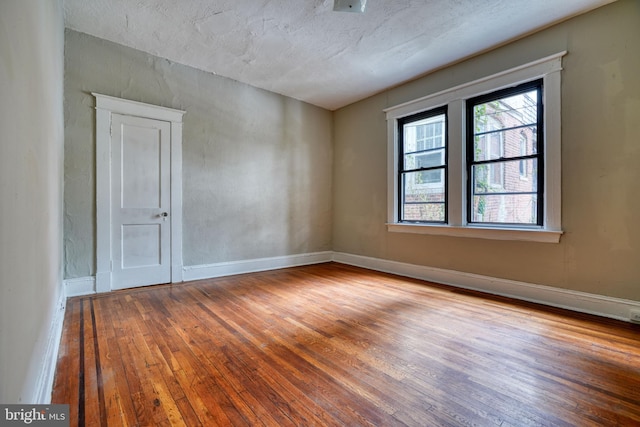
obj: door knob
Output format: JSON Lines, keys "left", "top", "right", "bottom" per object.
{"left": 160, "top": 212, "right": 168, "bottom": 217}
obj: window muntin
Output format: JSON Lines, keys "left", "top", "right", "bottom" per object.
{"left": 398, "top": 108, "right": 447, "bottom": 223}
{"left": 467, "top": 80, "right": 543, "bottom": 226}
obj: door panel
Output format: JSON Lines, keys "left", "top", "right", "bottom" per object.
{"left": 111, "top": 114, "right": 171, "bottom": 290}
{"left": 121, "top": 224, "right": 161, "bottom": 268}
{"left": 122, "top": 125, "right": 162, "bottom": 208}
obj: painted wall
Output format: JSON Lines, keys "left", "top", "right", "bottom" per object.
{"left": 333, "top": 0, "right": 640, "bottom": 301}
{"left": 0, "top": 1, "right": 65, "bottom": 402}
{"left": 64, "top": 30, "right": 333, "bottom": 279}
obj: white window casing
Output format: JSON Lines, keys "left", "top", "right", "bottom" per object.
{"left": 385, "top": 52, "right": 566, "bottom": 243}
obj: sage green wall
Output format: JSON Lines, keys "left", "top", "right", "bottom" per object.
{"left": 64, "top": 30, "right": 333, "bottom": 279}
{"left": 0, "top": 0, "right": 64, "bottom": 402}
{"left": 333, "top": 0, "right": 640, "bottom": 301}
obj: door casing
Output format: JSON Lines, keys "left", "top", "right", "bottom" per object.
{"left": 94, "top": 93, "right": 185, "bottom": 292}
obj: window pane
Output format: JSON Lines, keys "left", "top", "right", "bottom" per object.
{"left": 416, "top": 121, "right": 443, "bottom": 150}
{"left": 402, "top": 202, "right": 445, "bottom": 222}
{"left": 472, "top": 159, "right": 537, "bottom": 194}
{"left": 419, "top": 168, "right": 443, "bottom": 184}
{"left": 473, "top": 90, "right": 538, "bottom": 133}
{"left": 474, "top": 126, "right": 537, "bottom": 161}
{"left": 403, "top": 114, "right": 446, "bottom": 154}
{"left": 472, "top": 193, "right": 538, "bottom": 225}
{"left": 404, "top": 148, "right": 445, "bottom": 170}
{"left": 402, "top": 171, "right": 445, "bottom": 222}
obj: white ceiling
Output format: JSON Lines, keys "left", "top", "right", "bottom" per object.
{"left": 63, "top": 0, "right": 616, "bottom": 110}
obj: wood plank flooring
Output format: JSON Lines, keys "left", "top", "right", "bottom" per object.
{"left": 52, "top": 262, "right": 640, "bottom": 426}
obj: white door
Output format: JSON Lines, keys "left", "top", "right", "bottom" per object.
{"left": 110, "top": 113, "right": 171, "bottom": 289}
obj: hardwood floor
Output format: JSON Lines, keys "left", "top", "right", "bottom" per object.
{"left": 52, "top": 262, "right": 640, "bottom": 426}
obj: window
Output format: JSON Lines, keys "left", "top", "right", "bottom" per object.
{"left": 398, "top": 108, "right": 447, "bottom": 223}
{"left": 385, "top": 53, "right": 564, "bottom": 243}
{"left": 468, "top": 80, "right": 542, "bottom": 225}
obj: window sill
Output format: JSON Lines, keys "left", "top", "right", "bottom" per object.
{"left": 387, "top": 223, "right": 563, "bottom": 243}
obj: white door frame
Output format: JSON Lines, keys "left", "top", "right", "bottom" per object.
{"left": 94, "top": 93, "right": 185, "bottom": 292}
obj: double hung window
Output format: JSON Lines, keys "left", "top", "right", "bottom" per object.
{"left": 385, "top": 53, "right": 564, "bottom": 243}
{"left": 398, "top": 108, "right": 447, "bottom": 223}
{"left": 467, "top": 80, "right": 543, "bottom": 226}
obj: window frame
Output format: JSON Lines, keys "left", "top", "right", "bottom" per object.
{"left": 397, "top": 107, "right": 448, "bottom": 224}
{"left": 384, "top": 52, "right": 565, "bottom": 243}
{"left": 466, "top": 79, "right": 543, "bottom": 227}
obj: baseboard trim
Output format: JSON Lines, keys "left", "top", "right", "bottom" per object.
{"left": 63, "top": 252, "right": 334, "bottom": 294}
{"left": 182, "top": 251, "right": 334, "bottom": 282}
{"left": 332, "top": 252, "right": 640, "bottom": 323}
{"left": 32, "top": 292, "right": 66, "bottom": 403}
{"left": 64, "top": 276, "right": 96, "bottom": 297}
{"left": 62, "top": 251, "right": 639, "bottom": 322}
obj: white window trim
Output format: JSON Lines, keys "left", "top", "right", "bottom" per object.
{"left": 385, "top": 52, "right": 566, "bottom": 243}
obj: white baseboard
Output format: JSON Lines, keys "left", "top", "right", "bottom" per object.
{"left": 32, "top": 292, "right": 66, "bottom": 404}
{"left": 61, "top": 251, "right": 640, "bottom": 322}
{"left": 64, "top": 276, "right": 96, "bottom": 297}
{"left": 332, "top": 252, "right": 640, "bottom": 323}
{"left": 182, "top": 251, "right": 334, "bottom": 282}
{"left": 63, "top": 252, "right": 333, "bottom": 294}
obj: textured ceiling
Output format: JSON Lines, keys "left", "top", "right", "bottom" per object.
{"left": 63, "top": 0, "right": 616, "bottom": 110}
